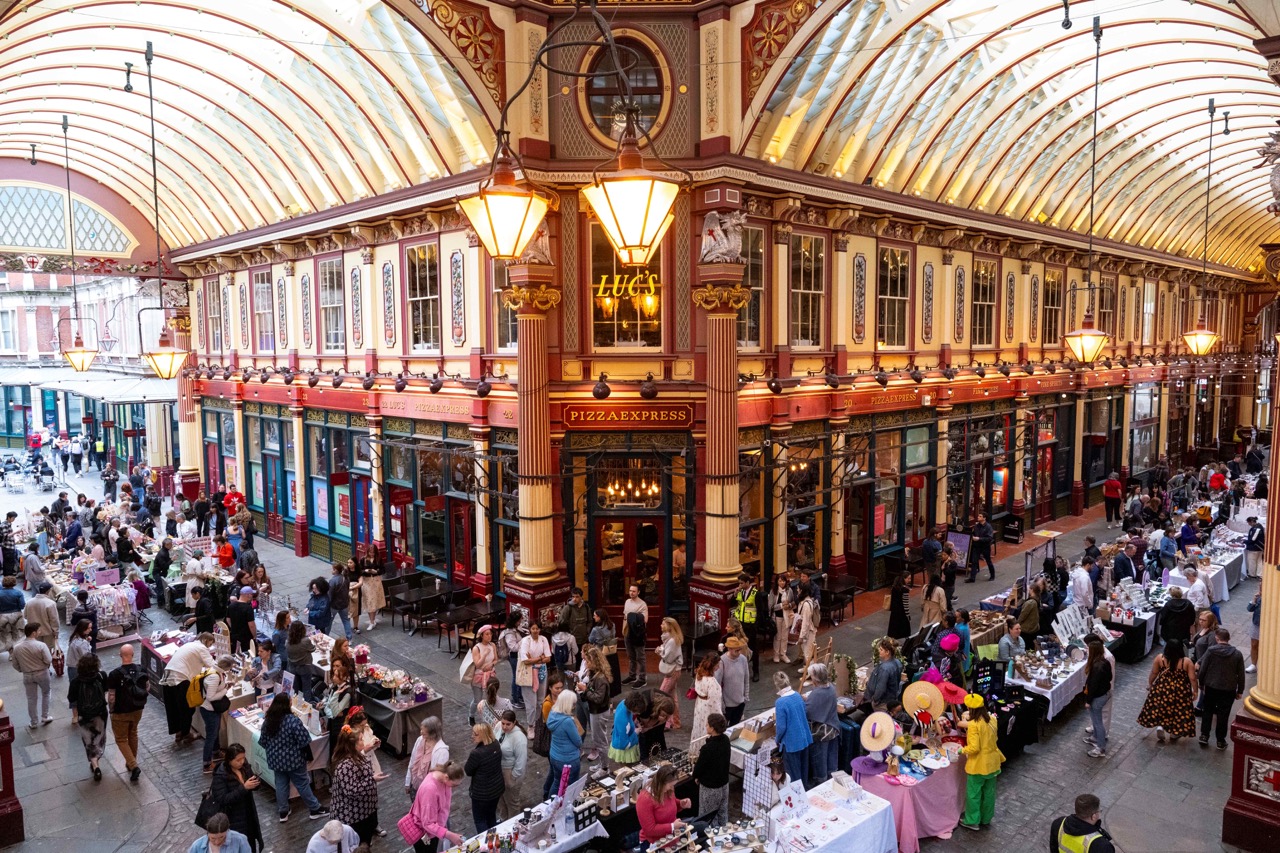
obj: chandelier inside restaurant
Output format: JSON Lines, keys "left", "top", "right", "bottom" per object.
{"left": 459, "top": 0, "right": 689, "bottom": 267}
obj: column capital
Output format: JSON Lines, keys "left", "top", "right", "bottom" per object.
{"left": 693, "top": 262, "right": 749, "bottom": 313}
{"left": 942, "top": 249, "right": 955, "bottom": 266}
{"left": 503, "top": 263, "right": 560, "bottom": 312}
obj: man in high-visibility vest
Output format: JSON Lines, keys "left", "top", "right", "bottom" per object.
{"left": 1048, "top": 794, "right": 1115, "bottom": 853}
{"left": 730, "top": 573, "right": 761, "bottom": 682}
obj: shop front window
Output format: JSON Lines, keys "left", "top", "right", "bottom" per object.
{"left": 330, "top": 430, "right": 349, "bottom": 473}
{"left": 388, "top": 445, "right": 413, "bottom": 483}
{"left": 785, "top": 440, "right": 824, "bottom": 569}
{"left": 283, "top": 422, "right": 295, "bottom": 468}
{"left": 1131, "top": 424, "right": 1156, "bottom": 473}
{"left": 246, "top": 418, "right": 262, "bottom": 458}
{"left": 221, "top": 414, "right": 237, "bottom": 456}
{"left": 418, "top": 448, "right": 444, "bottom": 497}
{"left": 739, "top": 449, "right": 766, "bottom": 575}
{"left": 597, "top": 457, "right": 663, "bottom": 509}
{"left": 308, "top": 425, "right": 330, "bottom": 478}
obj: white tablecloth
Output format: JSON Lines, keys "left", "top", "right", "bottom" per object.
{"left": 226, "top": 711, "right": 329, "bottom": 798}
{"left": 459, "top": 812, "right": 606, "bottom": 853}
{"left": 1008, "top": 658, "right": 1088, "bottom": 721}
{"left": 770, "top": 779, "right": 897, "bottom": 853}
{"left": 1169, "top": 563, "right": 1230, "bottom": 604}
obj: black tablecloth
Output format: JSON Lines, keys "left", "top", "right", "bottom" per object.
{"left": 1104, "top": 614, "right": 1155, "bottom": 664}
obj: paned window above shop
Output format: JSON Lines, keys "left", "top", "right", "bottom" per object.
{"left": 318, "top": 257, "right": 345, "bottom": 352}
{"left": 789, "top": 233, "right": 824, "bottom": 348}
{"left": 0, "top": 310, "right": 15, "bottom": 351}
{"left": 253, "top": 270, "right": 275, "bottom": 352}
{"left": 1098, "top": 277, "right": 1117, "bottom": 337}
{"left": 737, "top": 226, "right": 765, "bottom": 349}
{"left": 971, "top": 259, "right": 997, "bottom": 347}
{"left": 408, "top": 243, "right": 442, "bottom": 352}
{"left": 491, "top": 261, "right": 517, "bottom": 351}
{"left": 1042, "top": 270, "right": 1063, "bottom": 346}
{"left": 206, "top": 279, "right": 223, "bottom": 352}
{"left": 876, "top": 247, "right": 910, "bottom": 348}
{"left": 591, "top": 224, "right": 662, "bottom": 350}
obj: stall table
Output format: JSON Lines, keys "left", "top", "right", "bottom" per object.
{"left": 1007, "top": 658, "right": 1088, "bottom": 721}
{"left": 356, "top": 689, "right": 442, "bottom": 757}
{"left": 225, "top": 706, "right": 329, "bottom": 798}
{"left": 859, "top": 758, "right": 966, "bottom": 853}
{"left": 1169, "top": 564, "right": 1231, "bottom": 604}
{"left": 769, "top": 778, "right": 897, "bottom": 853}
{"left": 1103, "top": 612, "right": 1156, "bottom": 664}
{"left": 457, "top": 811, "right": 606, "bottom": 853}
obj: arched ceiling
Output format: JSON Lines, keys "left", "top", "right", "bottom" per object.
{"left": 744, "top": 0, "right": 1280, "bottom": 273}
{"left": 0, "top": 0, "right": 501, "bottom": 248}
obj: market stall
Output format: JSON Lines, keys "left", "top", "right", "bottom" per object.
{"left": 225, "top": 694, "right": 330, "bottom": 794}
{"left": 769, "top": 776, "right": 896, "bottom": 853}
{"left": 860, "top": 761, "right": 964, "bottom": 853}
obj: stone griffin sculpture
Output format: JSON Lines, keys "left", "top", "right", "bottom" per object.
{"left": 514, "top": 223, "right": 553, "bottom": 265}
{"left": 699, "top": 210, "right": 748, "bottom": 263}
{"left": 1259, "top": 121, "right": 1280, "bottom": 215}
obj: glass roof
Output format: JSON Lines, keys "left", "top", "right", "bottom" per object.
{"left": 0, "top": 0, "right": 498, "bottom": 246}
{"left": 748, "top": 0, "right": 1280, "bottom": 271}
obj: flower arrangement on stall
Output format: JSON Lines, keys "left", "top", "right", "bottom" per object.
{"left": 411, "top": 680, "right": 432, "bottom": 702}
{"left": 352, "top": 643, "right": 371, "bottom": 665}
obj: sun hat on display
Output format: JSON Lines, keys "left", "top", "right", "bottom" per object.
{"left": 860, "top": 711, "right": 897, "bottom": 752}
{"left": 901, "top": 680, "right": 945, "bottom": 718}
{"left": 939, "top": 680, "right": 968, "bottom": 706}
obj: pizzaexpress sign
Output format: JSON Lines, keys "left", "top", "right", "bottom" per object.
{"left": 562, "top": 403, "right": 694, "bottom": 429}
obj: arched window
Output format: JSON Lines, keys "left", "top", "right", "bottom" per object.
{"left": 586, "top": 39, "right": 663, "bottom": 140}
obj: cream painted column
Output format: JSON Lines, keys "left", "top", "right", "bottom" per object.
{"left": 506, "top": 263, "right": 559, "bottom": 583}
{"left": 935, "top": 407, "right": 952, "bottom": 526}
{"left": 471, "top": 425, "right": 492, "bottom": 581}
{"left": 693, "top": 262, "right": 749, "bottom": 584}
{"left": 771, "top": 433, "right": 790, "bottom": 576}
{"left": 229, "top": 398, "right": 247, "bottom": 495}
{"left": 367, "top": 413, "right": 385, "bottom": 552}
{"left": 1119, "top": 384, "right": 1133, "bottom": 480}
{"left": 290, "top": 404, "right": 309, "bottom": 557}
{"left": 1157, "top": 380, "right": 1171, "bottom": 465}
{"left": 829, "top": 420, "right": 847, "bottom": 559}
{"left": 1011, "top": 401, "right": 1029, "bottom": 519}
{"left": 1211, "top": 379, "right": 1223, "bottom": 445}
{"left": 175, "top": 312, "right": 203, "bottom": 497}
{"left": 23, "top": 305, "right": 39, "bottom": 361}
{"left": 772, "top": 225, "right": 791, "bottom": 351}
{"left": 281, "top": 259, "right": 302, "bottom": 368}
{"left": 145, "top": 403, "right": 170, "bottom": 471}
{"left": 1245, "top": 387, "right": 1280, "bottom": 725}
{"left": 360, "top": 246, "right": 376, "bottom": 366}
{"left": 1071, "top": 391, "right": 1087, "bottom": 515}
{"left": 1188, "top": 380, "right": 1200, "bottom": 458}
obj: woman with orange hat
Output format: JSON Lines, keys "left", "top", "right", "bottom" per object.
{"left": 958, "top": 693, "right": 1004, "bottom": 831}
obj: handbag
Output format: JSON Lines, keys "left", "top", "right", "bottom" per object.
{"left": 194, "top": 788, "right": 220, "bottom": 829}
{"left": 882, "top": 594, "right": 892, "bottom": 612}
{"left": 685, "top": 685, "right": 697, "bottom": 700}
{"left": 531, "top": 714, "right": 551, "bottom": 757}
{"left": 516, "top": 659, "right": 533, "bottom": 688}
{"left": 51, "top": 647, "right": 65, "bottom": 678}
{"left": 397, "top": 813, "right": 426, "bottom": 846}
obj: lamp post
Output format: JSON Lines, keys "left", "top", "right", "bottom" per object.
{"left": 56, "top": 115, "right": 97, "bottom": 373}
{"left": 1183, "top": 98, "right": 1226, "bottom": 357}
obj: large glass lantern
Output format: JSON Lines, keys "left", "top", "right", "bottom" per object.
{"left": 1062, "top": 310, "right": 1109, "bottom": 364}
{"left": 458, "top": 141, "right": 549, "bottom": 262}
{"left": 62, "top": 332, "right": 98, "bottom": 372}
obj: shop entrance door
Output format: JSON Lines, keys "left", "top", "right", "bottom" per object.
{"left": 450, "top": 499, "right": 473, "bottom": 585}
{"left": 593, "top": 517, "right": 664, "bottom": 642}
{"left": 263, "top": 454, "right": 285, "bottom": 541}
{"left": 205, "top": 443, "right": 222, "bottom": 493}
{"left": 350, "top": 475, "right": 373, "bottom": 558}
{"left": 1034, "top": 447, "right": 1054, "bottom": 525}
{"left": 386, "top": 486, "right": 415, "bottom": 572}
{"left": 843, "top": 483, "right": 871, "bottom": 587}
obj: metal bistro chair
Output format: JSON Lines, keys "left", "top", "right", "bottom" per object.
{"left": 384, "top": 582, "right": 409, "bottom": 629}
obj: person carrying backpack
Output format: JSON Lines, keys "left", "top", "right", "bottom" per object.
{"left": 67, "top": 652, "right": 110, "bottom": 781}
{"left": 106, "top": 642, "right": 149, "bottom": 782}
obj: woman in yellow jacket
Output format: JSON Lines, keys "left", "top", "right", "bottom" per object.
{"left": 958, "top": 693, "right": 1005, "bottom": 831}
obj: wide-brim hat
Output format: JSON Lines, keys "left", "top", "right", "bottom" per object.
{"left": 860, "top": 711, "right": 897, "bottom": 752}
{"left": 902, "top": 681, "right": 945, "bottom": 718}
{"left": 939, "top": 681, "right": 968, "bottom": 706}
{"left": 725, "top": 636, "right": 746, "bottom": 650}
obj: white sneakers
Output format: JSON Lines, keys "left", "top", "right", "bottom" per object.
{"left": 1247, "top": 664, "right": 1257, "bottom": 674}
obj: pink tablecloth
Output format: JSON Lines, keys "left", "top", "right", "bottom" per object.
{"left": 859, "top": 759, "right": 967, "bottom": 853}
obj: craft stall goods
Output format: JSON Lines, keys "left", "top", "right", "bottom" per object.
{"left": 1004, "top": 644, "right": 1091, "bottom": 721}
{"left": 966, "top": 609, "right": 1008, "bottom": 648}
{"left": 769, "top": 775, "right": 896, "bottom": 853}
{"left": 225, "top": 692, "right": 330, "bottom": 793}
{"left": 701, "top": 819, "right": 768, "bottom": 853}
{"left": 1096, "top": 579, "right": 1158, "bottom": 663}
{"left": 726, "top": 710, "right": 778, "bottom": 819}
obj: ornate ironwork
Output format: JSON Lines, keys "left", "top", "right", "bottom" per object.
{"left": 691, "top": 283, "right": 751, "bottom": 311}
{"left": 500, "top": 284, "right": 562, "bottom": 311}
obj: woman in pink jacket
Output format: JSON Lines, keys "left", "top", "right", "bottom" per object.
{"left": 402, "top": 761, "right": 465, "bottom": 853}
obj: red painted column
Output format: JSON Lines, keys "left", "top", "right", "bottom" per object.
{"left": 0, "top": 702, "right": 23, "bottom": 844}
{"left": 689, "top": 261, "right": 749, "bottom": 635}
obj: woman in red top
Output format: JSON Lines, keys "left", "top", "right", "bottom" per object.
{"left": 1103, "top": 472, "right": 1123, "bottom": 529}
{"left": 636, "top": 764, "right": 691, "bottom": 844}
{"left": 214, "top": 534, "right": 236, "bottom": 570}
{"left": 1208, "top": 467, "right": 1227, "bottom": 493}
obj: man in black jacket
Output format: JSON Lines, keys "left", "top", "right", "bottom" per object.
{"left": 1048, "top": 794, "right": 1115, "bottom": 853}
{"left": 1198, "top": 627, "right": 1245, "bottom": 750}
{"left": 968, "top": 513, "right": 995, "bottom": 581}
{"left": 1157, "top": 586, "right": 1196, "bottom": 645}
{"left": 1245, "top": 516, "right": 1265, "bottom": 579}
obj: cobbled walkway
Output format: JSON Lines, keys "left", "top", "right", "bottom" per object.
{"left": 0, "top": 472, "right": 1249, "bottom": 852}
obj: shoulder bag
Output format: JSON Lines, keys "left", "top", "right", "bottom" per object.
{"left": 194, "top": 784, "right": 220, "bottom": 829}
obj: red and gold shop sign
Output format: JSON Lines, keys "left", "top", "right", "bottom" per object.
{"left": 379, "top": 395, "right": 472, "bottom": 423}
{"left": 562, "top": 402, "right": 694, "bottom": 430}
{"left": 842, "top": 388, "right": 924, "bottom": 411}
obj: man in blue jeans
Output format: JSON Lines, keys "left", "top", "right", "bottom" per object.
{"left": 327, "top": 562, "right": 353, "bottom": 640}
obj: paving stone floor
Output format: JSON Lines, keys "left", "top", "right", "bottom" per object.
{"left": 0, "top": 468, "right": 1252, "bottom": 852}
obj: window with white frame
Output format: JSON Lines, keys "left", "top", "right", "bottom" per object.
{"left": 318, "top": 257, "right": 345, "bottom": 352}
{"left": 407, "top": 243, "right": 441, "bottom": 352}
{"left": 1180, "top": 287, "right": 1192, "bottom": 333}
{"left": 590, "top": 224, "right": 662, "bottom": 349}
{"left": 252, "top": 270, "right": 275, "bottom": 352}
{"left": 0, "top": 310, "right": 15, "bottom": 351}
{"left": 789, "top": 233, "right": 824, "bottom": 348}
{"left": 877, "top": 247, "right": 910, "bottom": 348}
{"left": 491, "top": 260, "right": 517, "bottom": 351}
{"left": 1042, "top": 270, "right": 1063, "bottom": 345}
{"left": 971, "top": 259, "right": 997, "bottom": 346}
{"left": 738, "top": 226, "right": 765, "bottom": 349}
{"left": 1098, "top": 278, "right": 1117, "bottom": 336}
{"left": 206, "top": 278, "right": 223, "bottom": 352}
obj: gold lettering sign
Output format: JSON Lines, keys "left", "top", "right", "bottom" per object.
{"left": 562, "top": 403, "right": 694, "bottom": 430}
{"left": 595, "top": 272, "right": 659, "bottom": 298}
